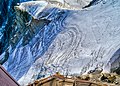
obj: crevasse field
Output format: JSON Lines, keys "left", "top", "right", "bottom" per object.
{"left": 0, "top": 0, "right": 120, "bottom": 85}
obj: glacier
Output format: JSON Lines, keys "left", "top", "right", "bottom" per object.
{"left": 0, "top": 0, "right": 120, "bottom": 85}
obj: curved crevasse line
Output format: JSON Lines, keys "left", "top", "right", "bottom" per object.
{"left": 46, "top": 24, "right": 82, "bottom": 64}
{"left": 23, "top": 24, "right": 84, "bottom": 82}
{"left": 38, "top": 23, "right": 84, "bottom": 77}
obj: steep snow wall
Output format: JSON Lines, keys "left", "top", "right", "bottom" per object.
{"left": 17, "top": 0, "right": 120, "bottom": 85}
{"left": 0, "top": 0, "right": 92, "bottom": 55}
{"left": 3, "top": 0, "right": 69, "bottom": 83}
{"left": 0, "top": 0, "right": 120, "bottom": 85}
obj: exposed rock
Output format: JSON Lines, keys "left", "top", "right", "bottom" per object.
{"left": 79, "top": 73, "right": 120, "bottom": 86}
{"left": 28, "top": 73, "right": 120, "bottom": 86}
{"left": 113, "top": 67, "right": 120, "bottom": 75}
{"left": 0, "top": 48, "right": 9, "bottom": 65}
{"left": 28, "top": 73, "right": 102, "bottom": 86}
{"left": 88, "top": 68, "right": 103, "bottom": 74}
{"left": 0, "top": 0, "right": 32, "bottom": 55}
{"left": 78, "top": 74, "right": 90, "bottom": 80}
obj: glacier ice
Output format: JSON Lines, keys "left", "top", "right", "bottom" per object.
{"left": 0, "top": 0, "right": 120, "bottom": 85}
{"left": 18, "top": 0, "right": 120, "bottom": 85}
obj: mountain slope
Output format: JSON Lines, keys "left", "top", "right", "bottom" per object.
{"left": 1, "top": 0, "right": 120, "bottom": 85}
{"left": 18, "top": 0, "right": 120, "bottom": 85}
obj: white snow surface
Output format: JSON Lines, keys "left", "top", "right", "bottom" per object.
{"left": 48, "top": 0, "right": 92, "bottom": 8}
{"left": 16, "top": 1, "right": 48, "bottom": 19}
{"left": 1, "top": 0, "right": 120, "bottom": 85}
{"left": 64, "top": 0, "right": 93, "bottom": 8}
{"left": 18, "top": 0, "right": 120, "bottom": 85}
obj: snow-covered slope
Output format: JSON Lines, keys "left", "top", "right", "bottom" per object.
{"left": 33, "top": 0, "right": 93, "bottom": 9}
{"left": 1, "top": 0, "right": 120, "bottom": 85}
{"left": 49, "top": 0, "right": 93, "bottom": 8}
{"left": 18, "top": 0, "right": 120, "bottom": 85}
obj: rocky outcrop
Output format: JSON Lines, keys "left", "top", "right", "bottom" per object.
{"left": 28, "top": 73, "right": 120, "bottom": 86}
{"left": 28, "top": 73, "right": 103, "bottom": 86}
{"left": 78, "top": 73, "right": 120, "bottom": 86}
{"left": 0, "top": 0, "right": 33, "bottom": 57}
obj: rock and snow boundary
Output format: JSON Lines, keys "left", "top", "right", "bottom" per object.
{"left": 1, "top": 0, "right": 120, "bottom": 85}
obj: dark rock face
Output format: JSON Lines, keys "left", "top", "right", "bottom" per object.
{"left": 83, "top": 0, "right": 106, "bottom": 8}
{"left": 0, "top": 0, "right": 33, "bottom": 65}
{"left": 0, "top": 0, "right": 32, "bottom": 55}
{"left": 0, "top": 0, "right": 17, "bottom": 54}
{"left": 11, "top": 8, "right": 32, "bottom": 47}
{"left": 0, "top": 49, "right": 9, "bottom": 65}
{"left": 112, "top": 67, "right": 120, "bottom": 75}
{"left": 110, "top": 48, "right": 120, "bottom": 75}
